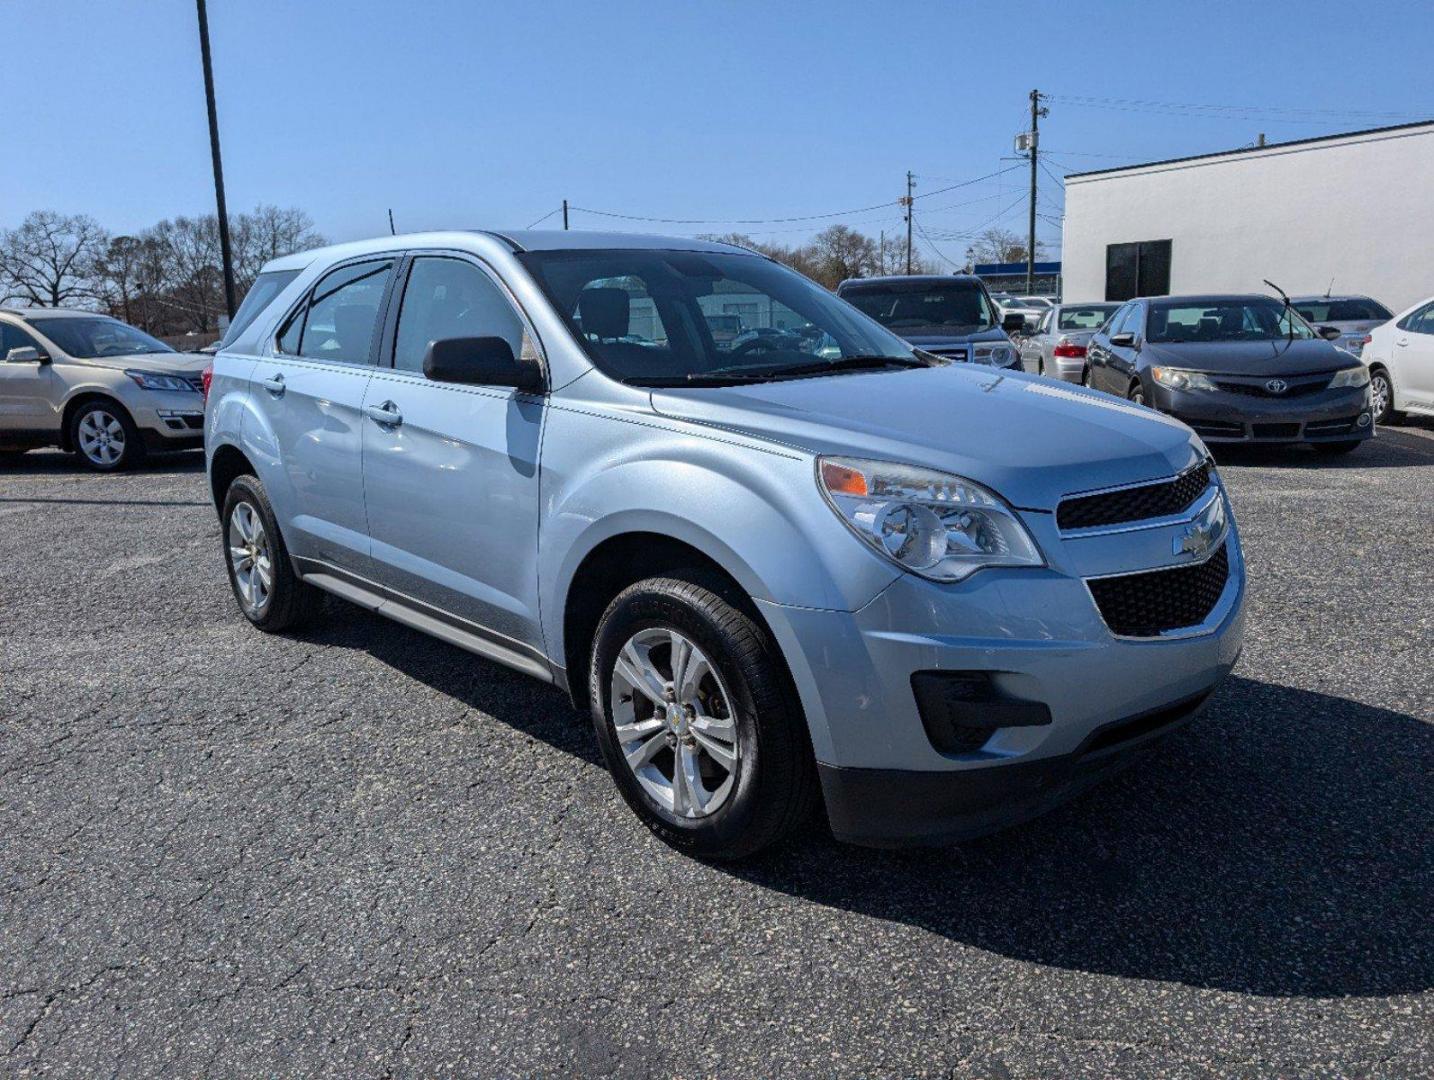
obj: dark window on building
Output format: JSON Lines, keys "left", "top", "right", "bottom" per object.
{"left": 1105, "top": 240, "right": 1172, "bottom": 302}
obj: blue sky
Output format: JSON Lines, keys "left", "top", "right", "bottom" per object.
{"left": 7, "top": 0, "right": 1432, "bottom": 265}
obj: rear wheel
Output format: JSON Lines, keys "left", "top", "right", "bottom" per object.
{"left": 71, "top": 400, "right": 144, "bottom": 471}
{"left": 221, "top": 474, "right": 323, "bottom": 631}
{"left": 1369, "top": 368, "right": 1402, "bottom": 425}
{"left": 1127, "top": 380, "right": 1148, "bottom": 407}
{"left": 589, "top": 572, "right": 816, "bottom": 859}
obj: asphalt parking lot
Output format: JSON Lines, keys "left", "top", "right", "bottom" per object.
{"left": 2, "top": 425, "right": 1432, "bottom": 1079}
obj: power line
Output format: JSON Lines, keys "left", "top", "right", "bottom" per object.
{"left": 1038, "top": 158, "right": 1066, "bottom": 189}
{"left": 525, "top": 206, "right": 563, "bottom": 229}
{"left": 1044, "top": 93, "right": 1428, "bottom": 125}
{"left": 914, "top": 219, "right": 961, "bottom": 270}
{"left": 563, "top": 164, "right": 1024, "bottom": 228}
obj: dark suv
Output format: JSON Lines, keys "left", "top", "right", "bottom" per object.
{"left": 836, "top": 275, "right": 1025, "bottom": 369}
{"left": 1085, "top": 294, "right": 1374, "bottom": 453}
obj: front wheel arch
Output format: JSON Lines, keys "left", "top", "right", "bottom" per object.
{"left": 60, "top": 393, "right": 131, "bottom": 453}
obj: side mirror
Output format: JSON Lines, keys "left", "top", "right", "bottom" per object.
{"left": 1109, "top": 332, "right": 1136, "bottom": 348}
{"left": 1001, "top": 312, "right": 1027, "bottom": 334}
{"left": 422, "top": 336, "right": 544, "bottom": 392}
{"left": 5, "top": 346, "right": 48, "bottom": 364}
{"left": 1318, "top": 325, "right": 1343, "bottom": 341}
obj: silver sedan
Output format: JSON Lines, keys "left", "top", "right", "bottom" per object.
{"left": 1018, "top": 302, "right": 1120, "bottom": 382}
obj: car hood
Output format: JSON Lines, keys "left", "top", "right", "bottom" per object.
{"left": 1139, "top": 338, "right": 1354, "bottom": 376}
{"left": 898, "top": 326, "right": 1011, "bottom": 348}
{"left": 649, "top": 365, "right": 1200, "bottom": 512}
{"left": 76, "top": 352, "right": 205, "bottom": 375}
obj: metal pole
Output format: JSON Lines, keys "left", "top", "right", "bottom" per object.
{"left": 1026, "top": 89, "right": 1046, "bottom": 296}
{"left": 562, "top": 199, "right": 569, "bottom": 230}
{"left": 196, "top": 0, "right": 236, "bottom": 320}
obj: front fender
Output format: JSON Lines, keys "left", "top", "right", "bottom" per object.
{"left": 537, "top": 407, "right": 901, "bottom": 668}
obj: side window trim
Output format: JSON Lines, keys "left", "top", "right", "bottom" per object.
{"left": 271, "top": 252, "right": 404, "bottom": 367}
{"left": 379, "top": 249, "right": 550, "bottom": 386}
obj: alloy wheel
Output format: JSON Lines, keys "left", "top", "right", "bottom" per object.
{"left": 1370, "top": 372, "right": 1391, "bottom": 422}
{"left": 610, "top": 627, "right": 740, "bottom": 819}
{"left": 77, "top": 408, "right": 126, "bottom": 467}
{"left": 227, "top": 502, "right": 274, "bottom": 615}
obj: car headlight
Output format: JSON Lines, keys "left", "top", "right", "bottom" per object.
{"left": 1151, "top": 366, "right": 1218, "bottom": 391}
{"left": 125, "top": 369, "right": 195, "bottom": 392}
{"left": 973, "top": 344, "right": 1016, "bottom": 367}
{"left": 1329, "top": 366, "right": 1370, "bottom": 389}
{"left": 817, "top": 456, "right": 1044, "bottom": 582}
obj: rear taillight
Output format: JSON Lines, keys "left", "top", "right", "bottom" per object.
{"left": 1361, "top": 334, "right": 1373, "bottom": 346}
{"left": 1052, "top": 343, "right": 1087, "bottom": 358}
{"left": 201, "top": 364, "right": 213, "bottom": 403}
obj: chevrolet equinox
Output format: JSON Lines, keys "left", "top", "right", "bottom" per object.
{"left": 205, "top": 231, "right": 1246, "bottom": 857}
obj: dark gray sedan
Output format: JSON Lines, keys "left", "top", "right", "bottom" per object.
{"left": 1018, "top": 302, "right": 1119, "bottom": 381}
{"left": 1085, "top": 295, "right": 1375, "bottom": 453}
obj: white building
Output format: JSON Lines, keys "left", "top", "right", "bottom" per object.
{"left": 1060, "top": 121, "right": 1434, "bottom": 311}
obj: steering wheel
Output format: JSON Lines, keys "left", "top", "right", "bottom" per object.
{"left": 729, "top": 336, "right": 783, "bottom": 358}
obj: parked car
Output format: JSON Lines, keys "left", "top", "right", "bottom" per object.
{"left": 835, "top": 275, "right": 1024, "bottom": 369}
{"left": 1085, "top": 294, "right": 1373, "bottom": 453}
{"left": 996, "top": 296, "right": 1050, "bottom": 333}
{"left": 0, "top": 308, "right": 208, "bottom": 469}
{"left": 704, "top": 313, "right": 744, "bottom": 347}
{"left": 1291, "top": 295, "right": 1392, "bottom": 357}
{"left": 1018, "top": 302, "right": 1120, "bottom": 381}
{"left": 1358, "top": 293, "right": 1434, "bottom": 424}
{"left": 207, "top": 231, "right": 1245, "bottom": 857}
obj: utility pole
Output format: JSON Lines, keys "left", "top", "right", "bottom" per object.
{"left": 195, "top": 0, "right": 236, "bottom": 320}
{"left": 902, "top": 171, "right": 915, "bottom": 275}
{"left": 562, "top": 199, "right": 569, "bottom": 230}
{"left": 1026, "top": 88, "right": 1048, "bottom": 296}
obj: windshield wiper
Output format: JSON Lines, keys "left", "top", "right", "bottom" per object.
{"left": 626, "top": 355, "right": 932, "bottom": 388}
{"left": 625, "top": 372, "right": 784, "bottom": 387}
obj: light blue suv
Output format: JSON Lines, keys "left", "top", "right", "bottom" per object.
{"left": 205, "top": 231, "right": 1245, "bottom": 857}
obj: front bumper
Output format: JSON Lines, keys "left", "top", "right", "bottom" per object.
{"left": 1152, "top": 382, "right": 1373, "bottom": 443}
{"left": 757, "top": 508, "right": 1246, "bottom": 846}
{"left": 129, "top": 390, "right": 207, "bottom": 451}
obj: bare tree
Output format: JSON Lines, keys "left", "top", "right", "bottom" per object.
{"left": 233, "top": 205, "right": 325, "bottom": 292}
{"left": 0, "top": 211, "right": 108, "bottom": 307}
{"left": 970, "top": 226, "right": 1046, "bottom": 266}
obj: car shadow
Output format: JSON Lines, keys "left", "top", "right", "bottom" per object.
{"left": 1212, "top": 433, "right": 1432, "bottom": 469}
{"left": 282, "top": 603, "right": 1434, "bottom": 1000}
{"left": 0, "top": 448, "right": 206, "bottom": 477}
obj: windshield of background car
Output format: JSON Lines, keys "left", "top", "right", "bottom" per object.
{"left": 839, "top": 280, "right": 996, "bottom": 333}
{"left": 1058, "top": 304, "right": 1118, "bottom": 331}
{"left": 29, "top": 317, "right": 175, "bottom": 358}
{"left": 1292, "top": 298, "right": 1392, "bottom": 323}
{"left": 1146, "top": 300, "right": 1316, "bottom": 343}
{"left": 222, "top": 269, "right": 301, "bottom": 346}
{"left": 518, "top": 249, "right": 919, "bottom": 382}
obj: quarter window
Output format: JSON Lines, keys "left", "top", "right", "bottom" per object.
{"left": 393, "top": 258, "right": 526, "bottom": 374}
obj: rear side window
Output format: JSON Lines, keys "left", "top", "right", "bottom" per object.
{"left": 223, "top": 270, "right": 299, "bottom": 347}
{"left": 278, "top": 259, "right": 394, "bottom": 365}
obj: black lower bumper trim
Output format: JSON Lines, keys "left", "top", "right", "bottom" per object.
{"left": 820, "top": 688, "right": 1216, "bottom": 847}
{"left": 140, "top": 430, "right": 204, "bottom": 452}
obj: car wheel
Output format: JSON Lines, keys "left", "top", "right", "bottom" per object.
{"left": 1080, "top": 366, "right": 1092, "bottom": 387}
{"left": 1368, "top": 368, "right": 1402, "bottom": 425}
{"left": 221, "top": 474, "right": 323, "bottom": 631}
{"left": 589, "top": 572, "right": 817, "bottom": 859}
{"left": 1037, "top": 357, "right": 1046, "bottom": 377}
{"left": 1127, "top": 380, "right": 1148, "bottom": 407}
{"left": 1312, "top": 440, "right": 1362, "bottom": 455}
{"left": 71, "top": 400, "right": 144, "bottom": 471}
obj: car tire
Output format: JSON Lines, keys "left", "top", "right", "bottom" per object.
{"left": 1127, "top": 380, "right": 1148, "bottom": 407}
{"left": 1312, "top": 440, "right": 1362, "bottom": 455}
{"left": 221, "top": 474, "right": 324, "bottom": 632}
{"left": 70, "top": 399, "right": 145, "bottom": 471}
{"left": 1080, "top": 366, "right": 1092, "bottom": 387}
{"left": 1368, "top": 367, "right": 1402, "bottom": 425}
{"left": 1037, "top": 357, "right": 1046, "bottom": 378}
{"left": 589, "top": 571, "right": 817, "bottom": 860}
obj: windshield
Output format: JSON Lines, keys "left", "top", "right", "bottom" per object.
{"left": 1292, "top": 298, "right": 1392, "bottom": 323}
{"left": 840, "top": 280, "right": 996, "bottom": 332}
{"left": 29, "top": 316, "right": 174, "bottom": 358}
{"left": 1058, "top": 304, "right": 1117, "bottom": 331}
{"left": 519, "top": 249, "right": 922, "bottom": 384}
{"left": 1146, "top": 300, "right": 1316, "bottom": 343}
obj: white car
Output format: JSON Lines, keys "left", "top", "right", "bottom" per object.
{"left": 1360, "top": 296, "right": 1434, "bottom": 424}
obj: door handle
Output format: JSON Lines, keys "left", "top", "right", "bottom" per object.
{"left": 365, "top": 401, "right": 403, "bottom": 427}
{"left": 258, "top": 373, "right": 285, "bottom": 396}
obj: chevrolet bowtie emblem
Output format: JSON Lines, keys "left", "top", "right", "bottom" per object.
{"left": 1175, "top": 520, "right": 1217, "bottom": 558}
